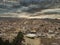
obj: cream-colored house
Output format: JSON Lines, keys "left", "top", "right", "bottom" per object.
{"left": 24, "top": 36, "right": 41, "bottom": 45}
{"left": 24, "top": 32, "right": 41, "bottom": 45}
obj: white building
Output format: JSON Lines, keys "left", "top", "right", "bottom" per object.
{"left": 26, "top": 33, "right": 37, "bottom": 38}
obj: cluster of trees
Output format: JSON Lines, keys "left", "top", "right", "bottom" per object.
{"left": 0, "top": 32, "right": 24, "bottom": 45}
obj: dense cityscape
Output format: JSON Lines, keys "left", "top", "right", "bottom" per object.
{"left": 0, "top": 17, "right": 60, "bottom": 45}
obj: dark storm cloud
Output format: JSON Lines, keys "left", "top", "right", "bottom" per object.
{"left": 0, "top": 0, "right": 60, "bottom": 13}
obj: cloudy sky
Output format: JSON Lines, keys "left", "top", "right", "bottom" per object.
{"left": 0, "top": 0, "right": 57, "bottom": 14}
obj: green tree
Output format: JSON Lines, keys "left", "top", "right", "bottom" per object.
{"left": 13, "top": 32, "right": 24, "bottom": 45}
{"left": 4, "top": 40, "right": 11, "bottom": 45}
{"left": 0, "top": 38, "right": 4, "bottom": 45}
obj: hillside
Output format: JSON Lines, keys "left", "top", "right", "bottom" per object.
{"left": 0, "top": 17, "right": 60, "bottom": 41}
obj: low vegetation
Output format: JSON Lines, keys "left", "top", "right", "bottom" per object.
{"left": 0, "top": 31, "right": 24, "bottom": 45}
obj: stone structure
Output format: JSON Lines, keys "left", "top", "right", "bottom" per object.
{"left": 24, "top": 36, "right": 41, "bottom": 45}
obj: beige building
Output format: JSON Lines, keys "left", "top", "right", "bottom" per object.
{"left": 24, "top": 37, "right": 41, "bottom": 45}
{"left": 24, "top": 33, "right": 41, "bottom": 45}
